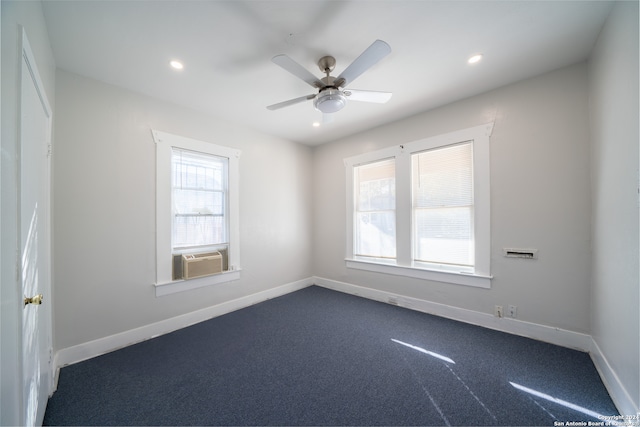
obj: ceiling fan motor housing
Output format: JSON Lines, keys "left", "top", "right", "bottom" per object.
{"left": 314, "top": 88, "right": 347, "bottom": 113}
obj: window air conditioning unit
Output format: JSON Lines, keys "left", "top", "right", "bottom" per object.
{"left": 182, "top": 251, "right": 223, "bottom": 279}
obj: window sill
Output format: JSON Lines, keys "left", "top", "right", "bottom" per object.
{"left": 345, "top": 258, "right": 491, "bottom": 288}
{"left": 154, "top": 269, "right": 241, "bottom": 297}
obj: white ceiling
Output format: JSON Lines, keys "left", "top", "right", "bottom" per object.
{"left": 41, "top": 0, "right": 614, "bottom": 146}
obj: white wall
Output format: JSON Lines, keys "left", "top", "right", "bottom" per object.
{"left": 1, "top": 1, "right": 56, "bottom": 424}
{"left": 52, "top": 70, "right": 313, "bottom": 351}
{"left": 588, "top": 1, "right": 639, "bottom": 415}
{"left": 312, "top": 63, "right": 592, "bottom": 334}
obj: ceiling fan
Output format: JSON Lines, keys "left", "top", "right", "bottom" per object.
{"left": 267, "top": 39, "right": 392, "bottom": 115}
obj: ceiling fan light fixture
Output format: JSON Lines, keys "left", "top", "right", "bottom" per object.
{"left": 314, "top": 89, "right": 347, "bottom": 114}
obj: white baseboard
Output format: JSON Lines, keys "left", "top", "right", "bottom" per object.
{"left": 590, "top": 338, "right": 639, "bottom": 417}
{"left": 312, "top": 276, "right": 592, "bottom": 351}
{"left": 54, "top": 278, "right": 313, "bottom": 371}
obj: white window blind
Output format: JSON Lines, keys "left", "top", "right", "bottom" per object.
{"left": 171, "top": 148, "right": 228, "bottom": 250}
{"left": 412, "top": 142, "right": 473, "bottom": 267}
{"left": 354, "top": 158, "right": 396, "bottom": 259}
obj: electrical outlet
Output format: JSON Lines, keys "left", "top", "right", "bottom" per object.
{"left": 508, "top": 305, "right": 517, "bottom": 318}
{"left": 494, "top": 305, "right": 503, "bottom": 318}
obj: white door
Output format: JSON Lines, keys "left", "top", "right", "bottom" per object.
{"left": 20, "top": 28, "right": 54, "bottom": 427}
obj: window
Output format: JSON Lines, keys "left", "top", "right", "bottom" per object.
{"left": 354, "top": 158, "right": 396, "bottom": 260}
{"left": 412, "top": 142, "right": 474, "bottom": 271}
{"left": 172, "top": 149, "right": 228, "bottom": 251}
{"left": 153, "top": 130, "right": 241, "bottom": 296}
{"left": 345, "top": 123, "right": 493, "bottom": 288}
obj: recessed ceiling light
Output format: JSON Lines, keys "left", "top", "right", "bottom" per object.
{"left": 468, "top": 54, "right": 483, "bottom": 64}
{"left": 170, "top": 60, "right": 184, "bottom": 70}
{"left": 312, "top": 122, "right": 320, "bottom": 127}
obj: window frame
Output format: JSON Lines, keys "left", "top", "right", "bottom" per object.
{"left": 344, "top": 123, "right": 493, "bottom": 288}
{"left": 153, "top": 130, "right": 241, "bottom": 296}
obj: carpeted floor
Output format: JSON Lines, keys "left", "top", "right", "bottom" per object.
{"left": 44, "top": 285, "right": 619, "bottom": 426}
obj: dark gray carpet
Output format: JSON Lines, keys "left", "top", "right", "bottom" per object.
{"left": 44, "top": 285, "right": 619, "bottom": 426}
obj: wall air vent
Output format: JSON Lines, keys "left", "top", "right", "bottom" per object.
{"left": 503, "top": 248, "right": 538, "bottom": 259}
{"left": 182, "top": 251, "right": 223, "bottom": 279}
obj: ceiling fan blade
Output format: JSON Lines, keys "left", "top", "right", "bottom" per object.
{"left": 266, "top": 94, "right": 316, "bottom": 110}
{"left": 271, "top": 54, "right": 326, "bottom": 89}
{"left": 344, "top": 89, "right": 392, "bottom": 103}
{"left": 335, "top": 40, "right": 391, "bottom": 88}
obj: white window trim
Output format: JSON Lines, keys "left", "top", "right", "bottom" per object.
{"left": 344, "top": 123, "right": 493, "bottom": 288}
{"left": 153, "top": 129, "right": 241, "bottom": 296}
